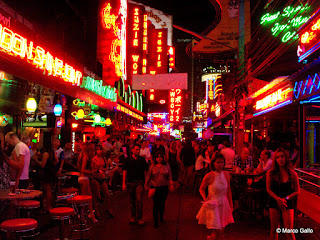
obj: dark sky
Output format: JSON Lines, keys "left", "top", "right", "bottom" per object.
{"left": 133, "top": 0, "right": 216, "bottom": 34}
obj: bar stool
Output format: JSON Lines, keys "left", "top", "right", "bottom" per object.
{"left": 56, "top": 188, "right": 79, "bottom": 206}
{"left": 17, "top": 200, "right": 40, "bottom": 218}
{"left": 67, "top": 195, "right": 92, "bottom": 240}
{"left": 243, "top": 187, "right": 265, "bottom": 216}
{"left": 49, "top": 207, "right": 75, "bottom": 240}
{"left": 0, "top": 218, "right": 38, "bottom": 239}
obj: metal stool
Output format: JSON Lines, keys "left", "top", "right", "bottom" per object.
{"left": 67, "top": 195, "right": 92, "bottom": 240}
{"left": 243, "top": 187, "right": 265, "bottom": 216}
{"left": 0, "top": 218, "right": 38, "bottom": 240}
{"left": 49, "top": 207, "right": 75, "bottom": 240}
{"left": 17, "top": 200, "right": 40, "bottom": 218}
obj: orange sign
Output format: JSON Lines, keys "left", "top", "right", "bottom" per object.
{"left": 0, "top": 24, "right": 82, "bottom": 86}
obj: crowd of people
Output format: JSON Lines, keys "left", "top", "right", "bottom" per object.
{"left": 0, "top": 132, "right": 301, "bottom": 239}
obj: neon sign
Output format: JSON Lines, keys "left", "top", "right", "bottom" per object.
{"left": 169, "top": 89, "right": 182, "bottom": 122}
{"left": 142, "top": 14, "right": 148, "bottom": 74}
{"left": 116, "top": 103, "right": 144, "bottom": 121}
{"left": 202, "top": 74, "right": 222, "bottom": 101}
{"left": 147, "top": 113, "right": 168, "bottom": 122}
{"left": 294, "top": 73, "right": 320, "bottom": 99}
{"left": 0, "top": 23, "right": 82, "bottom": 86}
{"left": 157, "top": 31, "right": 163, "bottom": 69}
{"left": 299, "top": 14, "right": 320, "bottom": 62}
{"left": 254, "top": 87, "right": 293, "bottom": 115}
{"left": 81, "top": 76, "right": 117, "bottom": 102}
{"left": 168, "top": 46, "right": 175, "bottom": 68}
{"left": 260, "top": 4, "right": 311, "bottom": 43}
{"left": 102, "top": 1, "right": 127, "bottom": 79}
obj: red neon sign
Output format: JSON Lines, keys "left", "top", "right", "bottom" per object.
{"left": 0, "top": 24, "right": 82, "bottom": 86}
{"left": 299, "top": 15, "right": 320, "bottom": 61}
{"left": 169, "top": 89, "right": 182, "bottom": 123}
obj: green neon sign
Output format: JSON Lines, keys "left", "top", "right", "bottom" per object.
{"left": 260, "top": 4, "right": 311, "bottom": 43}
{"left": 81, "top": 76, "right": 117, "bottom": 102}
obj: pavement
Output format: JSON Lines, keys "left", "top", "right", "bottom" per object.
{"left": 13, "top": 189, "right": 320, "bottom": 240}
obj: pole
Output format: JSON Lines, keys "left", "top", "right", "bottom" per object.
{"left": 191, "top": 39, "right": 194, "bottom": 116}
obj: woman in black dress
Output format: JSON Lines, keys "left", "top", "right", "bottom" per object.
{"left": 266, "top": 148, "right": 300, "bottom": 240}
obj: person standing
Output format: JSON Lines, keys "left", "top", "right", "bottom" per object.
{"left": 140, "top": 140, "right": 152, "bottom": 164}
{"left": 220, "top": 141, "right": 235, "bottom": 169}
{"left": 145, "top": 151, "right": 174, "bottom": 228}
{"left": 267, "top": 148, "right": 300, "bottom": 240}
{"left": 5, "top": 132, "right": 30, "bottom": 189}
{"left": 197, "top": 154, "right": 234, "bottom": 240}
{"left": 122, "top": 144, "right": 148, "bottom": 225}
{"left": 151, "top": 139, "right": 165, "bottom": 158}
{"left": 180, "top": 139, "right": 196, "bottom": 190}
{"left": 53, "top": 139, "right": 64, "bottom": 175}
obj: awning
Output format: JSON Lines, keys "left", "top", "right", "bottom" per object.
{"left": 210, "top": 108, "right": 234, "bottom": 125}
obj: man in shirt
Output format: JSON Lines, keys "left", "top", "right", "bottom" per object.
{"left": 122, "top": 144, "right": 148, "bottom": 226}
{"left": 233, "top": 147, "right": 253, "bottom": 170}
{"left": 220, "top": 141, "right": 235, "bottom": 169}
{"left": 5, "top": 132, "right": 30, "bottom": 189}
{"left": 140, "top": 140, "right": 152, "bottom": 164}
{"left": 151, "top": 139, "right": 165, "bottom": 158}
{"left": 250, "top": 150, "right": 273, "bottom": 188}
{"left": 180, "top": 139, "right": 196, "bottom": 190}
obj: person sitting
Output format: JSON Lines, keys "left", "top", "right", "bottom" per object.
{"left": 249, "top": 150, "right": 273, "bottom": 189}
{"left": 233, "top": 147, "right": 253, "bottom": 171}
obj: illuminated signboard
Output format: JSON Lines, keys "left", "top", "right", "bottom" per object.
{"left": 0, "top": 23, "right": 82, "bottom": 86}
{"left": 298, "top": 13, "right": 320, "bottom": 62}
{"left": 147, "top": 112, "right": 168, "bottom": 122}
{"left": 81, "top": 76, "right": 117, "bottom": 102}
{"left": 142, "top": 14, "right": 148, "bottom": 74}
{"left": 260, "top": 3, "right": 311, "bottom": 43}
{"left": 168, "top": 46, "right": 175, "bottom": 68}
{"left": 201, "top": 74, "right": 222, "bottom": 101}
{"left": 127, "top": 3, "right": 145, "bottom": 83}
{"left": 148, "top": 28, "right": 168, "bottom": 74}
{"left": 116, "top": 103, "right": 144, "bottom": 121}
{"left": 99, "top": 0, "right": 127, "bottom": 84}
{"left": 254, "top": 87, "right": 293, "bottom": 116}
{"left": 169, "top": 89, "right": 182, "bottom": 122}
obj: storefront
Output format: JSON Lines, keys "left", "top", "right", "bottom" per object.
{"left": 246, "top": 76, "right": 297, "bottom": 156}
{"left": 291, "top": 7, "right": 320, "bottom": 168}
{"left": 0, "top": 5, "right": 118, "bottom": 147}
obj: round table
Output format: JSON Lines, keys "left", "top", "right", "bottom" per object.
{"left": 65, "top": 172, "right": 81, "bottom": 177}
{"left": 0, "top": 189, "right": 42, "bottom": 200}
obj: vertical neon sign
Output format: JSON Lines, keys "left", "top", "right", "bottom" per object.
{"left": 142, "top": 14, "right": 148, "bottom": 74}
{"left": 169, "top": 89, "right": 182, "bottom": 123}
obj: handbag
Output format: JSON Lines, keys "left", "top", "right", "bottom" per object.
{"left": 148, "top": 166, "right": 163, "bottom": 198}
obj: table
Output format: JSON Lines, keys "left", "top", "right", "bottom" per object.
{"left": 65, "top": 172, "right": 81, "bottom": 177}
{"left": 0, "top": 189, "right": 42, "bottom": 200}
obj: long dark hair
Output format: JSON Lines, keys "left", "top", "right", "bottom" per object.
{"left": 210, "top": 153, "right": 225, "bottom": 171}
{"left": 270, "top": 148, "right": 294, "bottom": 183}
{"left": 153, "top": 151, "right": 166, "bottom": 165}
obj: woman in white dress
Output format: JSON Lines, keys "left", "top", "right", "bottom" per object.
{"left": 197, "top": 154, "right": 234, "bottom": 240}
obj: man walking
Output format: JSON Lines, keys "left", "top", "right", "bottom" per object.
{"left": 122, "top": 144, "right": 148, "bottom": 225}
{"left": 5, "top": 132, "right": 31, "bottom": 189}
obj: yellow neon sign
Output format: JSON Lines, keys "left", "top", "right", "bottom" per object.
{"left": 0, "top": 24, "right": 82, "bottom": 86}
{"left": 116, "top": 104, "right": 143, "bottom": 121}
{"left": 256, "top": 88, "right": 291, "bottom": 110}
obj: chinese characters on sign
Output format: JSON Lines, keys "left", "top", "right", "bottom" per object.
{"left": 169, "top": 89, "right": 182, "bottom": 122}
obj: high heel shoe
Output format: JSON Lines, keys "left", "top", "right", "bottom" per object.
{"left": 88, "top": 214, "right": 98, "bottom": 223}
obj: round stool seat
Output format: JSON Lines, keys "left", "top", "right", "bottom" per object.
{"left": 61, "top": 188, "right": 78, "bottom": 194}
{"left": 67, "top": 195, "right": 92, "bottom": 205}
{"left": 1, "top": 218, "right": 38, "bottom": 232}
{"left": 49, "top": 207, "right": 75, "bottom": 217}
{"left": 245, "top": 188, "right": 264, "bottom": 194}
{"left": 18, "top": 200, "right": 40, "bottom": 209}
